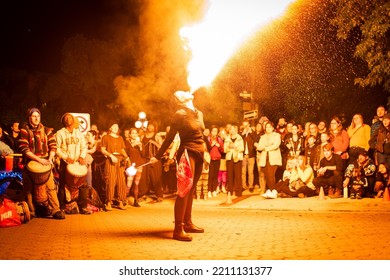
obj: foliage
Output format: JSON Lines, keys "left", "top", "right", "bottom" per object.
{"left": 330, "top": 0, "right": 390, "bottom": 91}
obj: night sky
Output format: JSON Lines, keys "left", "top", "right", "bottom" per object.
{"left": 0, "top": 0, "right": 132, "bottom": 72}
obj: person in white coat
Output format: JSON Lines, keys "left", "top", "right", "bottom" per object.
{"left": 256, "top": 121, "right": 282, "bottom": 198}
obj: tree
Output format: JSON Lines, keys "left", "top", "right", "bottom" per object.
{"left": 330, "top": 0, "right": 390, "bottom": 91}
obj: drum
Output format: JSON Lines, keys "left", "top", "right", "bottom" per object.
{"left": 66, "top": 163, "right": 88, "bottom": 188}
{"left": 14, "top": 201, "right": 31, "bottom": 224}
{"left": 26, "top": 161, "right": 52, "bottom": 186}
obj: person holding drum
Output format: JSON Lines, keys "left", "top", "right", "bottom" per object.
{"left": 55, "top": 113, "right": 92, "bottom": 215}
{"left": 100, "top": 121, "right": 131, "bottom": 211}
{"left": 18, "top": 108, "right": 65, "bottom": 219}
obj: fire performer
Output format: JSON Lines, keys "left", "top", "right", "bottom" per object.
{"left": 150, "top": 90, "right": 205, "bottom": 242}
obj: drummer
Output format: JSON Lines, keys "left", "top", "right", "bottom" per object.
{"left": 55, "top": 113, "right": 92, "bottom": 215}
{"left": 18, "top": 108, "right": 65, "bottom": 219}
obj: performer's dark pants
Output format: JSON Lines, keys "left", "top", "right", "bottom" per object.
{"left": 174, "top": 151, "right": 203, "bottom": 226}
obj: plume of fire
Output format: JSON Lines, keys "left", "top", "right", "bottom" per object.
{"left": 180, "top": 0, "right": 296, "bottom": 93}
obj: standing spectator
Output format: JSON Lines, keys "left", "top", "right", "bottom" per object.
{"left": 224, "top": 125, "right": 245, "bottom": 197}
{"left": 315, "top": 131, "right": 331, "bottom": 169}
{"left": 217, "top": 126, "right": 228, "bottom": 194}
{"left": 304, "top": 135, "right": 319, "bottom": 170}
{"left": 124, "top": 128, "right": 145, "bottom": 207}
{"left": 304, "top": 122, "right": 321, "bottom": 147}
{"left": 150, "top": 90, "right": 206, "bottom": 242}
{"left": 253, "top": 123, "right": 266, "bottom": 194}
{"left": 241, "top": 120, "right": 257, "bottom": 192}
{"left": 329, "top": 116, "right": 350, "bottom": 171}
{"left": 347, "top": 114, "right": 371, "bottom": 164}
{"left": 370, "top": 113, "right": 390, "bottom": 168}
{"left": 100, "top": 122, "right": 130, "bottom": 210}
{"left": 196, "top": 142, "right": 210, "bottom": 201}
{"left": 206, "top": 125, "right": 224, "bottom": 196}
{"left": 369, "top": 105, "right": 387, "bottom": 162}
{"left": 56, "top": 113, "right": 92, "bottom": 215}
{"left": 141, "top": 122, "right": 164, "bottom": 202}
{"left": 284, "top": 124, "right": 305, "bottom": 158}
{"left": 313, "top": 143, "right": 344, "bottom": 198}
{"left": 4, "top": 121, "right": 20, "bottom": 152}
{"left": 257, "top": 121, "right": 282, "bottom": 193}
{"left": 18, "top": 108, "right": 64, "bottom": 219}
{"left": 317, "top": 120, "right": 327, "bottom": 134}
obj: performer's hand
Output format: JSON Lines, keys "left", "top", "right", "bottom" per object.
{"left": 149, "top": 157, "right": 158, "bottom": 164}
{"left": 40, "top": 158, "right": 51, "bottom": 166}
{"left": 66, "top": 158, "right": 75, "bottom": 164}
{"left": 78, "top": 157, "right": 85, "bottom": 165}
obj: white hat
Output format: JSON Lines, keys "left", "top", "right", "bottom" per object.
{"left": 174, "top": 91, "right": 194, "bottom": 104}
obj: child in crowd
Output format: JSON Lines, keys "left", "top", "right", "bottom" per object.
{"left": 348, "top": 167, "right": 368, "bottom": 199}
{"left": 196, "top": 144, "right": 210, "bottom": 201}
{"left": 304, "top": 135, "right": 318, "bottom": 171}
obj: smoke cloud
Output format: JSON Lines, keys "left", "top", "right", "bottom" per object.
{"left": 113, "top": 0, "right": 206, "bottom": 125}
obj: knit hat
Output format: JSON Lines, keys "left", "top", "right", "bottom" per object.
{"left": 27, "top": 108, "right": 41, "bottom": 118}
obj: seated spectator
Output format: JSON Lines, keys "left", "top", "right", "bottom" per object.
{"left": 347, "top": 167, "right": 367, "bottom": 199}
{"left": 0, "top": 126, "right": 14, "bottom": 157}
{"left": 373, "top": 163, "right": 390, "bottom": 198}
{"left": 312, "top": 143, "right": 344, "bottom": 198}
{"left": 343, "top": 149, "right": 376, "bottom": 197}
{"left": 275, "top": 155, "right": 316, "bottom": 198}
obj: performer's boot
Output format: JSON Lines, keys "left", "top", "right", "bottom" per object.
{"left": 183, "top": 220, "right": 204, "bottom": 233}
{"left": 173, "top": 223, "right": 192, "bottom": 241}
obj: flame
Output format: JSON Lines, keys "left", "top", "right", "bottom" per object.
{"left": 180, "top": 0, "right": 296, "bottom": 93}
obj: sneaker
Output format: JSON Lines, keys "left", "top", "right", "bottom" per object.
{"left": 216, "top": 187, "right": 220, "bottom": 194}
{"left": 105, "top": 202, "right": 112, "bottom": 211}
{"left": 268, "top": 189, "right": 277, "bottom": 199}
{"left": 208, "top": 191, "right": 212, "bottom": 198}
{"left": 221, "top": 186, "right": 227, "bottom": 194}
{"left": 212, "top": 191, "right": 217, "bottom": 197}
{"left": 261, "top": 189, "right": 271, "bottom": 198}
{"left": 118, "top": 201, "right": 126, "bottom": 210}
{"left": 53, "top": 210, "right": 65, "bottom": 220}
{"left": 350, "top": 193, "right": 356, "bottom": 199}
{"left": 356, "top": 194, "right": 362, "bottom": 199}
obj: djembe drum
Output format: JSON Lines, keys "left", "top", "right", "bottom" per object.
{"left": 66, "top": 162, "right": 88, "bottom": 189}
{"left": 26, "top": 161, "right": 52, "bottom": 204}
